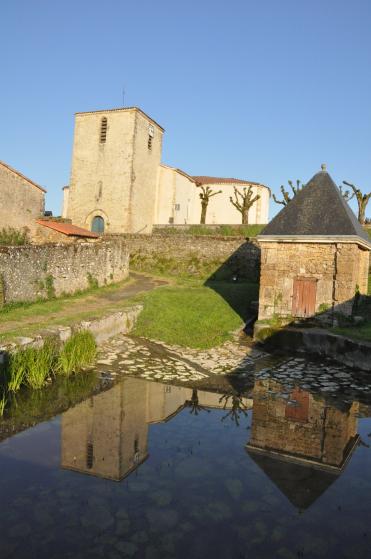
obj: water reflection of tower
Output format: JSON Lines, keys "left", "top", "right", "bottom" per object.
{"left": 61, "top": 377, "right": 253, "bottom": 481}
{"left": 61, "top": 379, "right": 149, "bottom": 481}
{"left": 246, "top": 379, "right": 360, "bottom": 510}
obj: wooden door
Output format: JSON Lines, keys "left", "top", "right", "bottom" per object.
{"left": 285, "top": 387, "right": 309, "bottom": 423}
{"left": 292, "top": 278, "right": 317, "bottom": 318}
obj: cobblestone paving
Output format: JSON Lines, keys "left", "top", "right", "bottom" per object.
{"left": 95, "top": 334, "right": 269, "bottom": 384}
{"left": 95, "top": 335, "right": 371, "bottom": 405}
{"left": 255, "top": 357, "right": 371, "bottom": 403}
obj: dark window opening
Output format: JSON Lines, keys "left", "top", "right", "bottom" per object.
{"left": 148, "top": 135, "right": 152, "bottom": 150}
{"left": 91, "top": 215, "right": 105, "bottom": 234}
{"left": 86, "top": 443, "right": 94, "bottom": 469}
{"left": 100, "top": 117, "right": 108, "bottom": 143}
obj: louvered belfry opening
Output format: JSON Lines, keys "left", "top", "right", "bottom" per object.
{"left": 100, "top": 117, "right": 108, "bottom": 143}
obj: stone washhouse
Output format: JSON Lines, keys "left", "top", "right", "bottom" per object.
{"left": 256, "top": 165, "right": 371, "bottom": 322}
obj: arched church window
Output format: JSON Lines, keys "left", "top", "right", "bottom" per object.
{"left": 91, "top": 215, "right": 105, "bottom": 234}
{"left": 100, "top": 117, "right": 108, "bottom": 143}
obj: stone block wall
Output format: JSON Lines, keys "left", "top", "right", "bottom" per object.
{"left": 117, "top": 233, "right": 261, "bottom": 281}
{"left": 0, "top": 239, "right": 129, "bottom": 304}
{"left": 248, "top": 379, "right": 358, "bottom": 467}
{"left": 258, "top": 241, "right": 369, "bottom": 320}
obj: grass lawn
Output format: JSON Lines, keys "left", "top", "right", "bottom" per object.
{"left": 132, "top": 280, "right": 258, "bottom": 349}
{"left": 333, "top": 322, "right": 371, "bottom": 342}
{"left": 0, "top": 277, "right": 136, "bottom": 342}
{"left": 0, "top": 271, "right": 258, "bottom": 349}
{"left": 331, "top": 275, "right": 371, "bottom": 342}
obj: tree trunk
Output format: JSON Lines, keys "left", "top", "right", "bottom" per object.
{"left": 242, "top": 208, "right": 249, "bottom": 224}
{"left": 200, "top": 202, "right": 208, "bottom": 224}
{"left": 358, "top": 202, "right": 366, "bottom": 225}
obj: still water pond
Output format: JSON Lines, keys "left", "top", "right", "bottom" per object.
{"left": 1, "top": 357, "right": 371, "bottom": 559}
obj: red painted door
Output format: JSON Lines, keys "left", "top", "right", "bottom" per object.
{"left": 292, "top": 278, "right": 317, "bottom": 318}
{"left": 285, "top": 387, "right": 310, "bottom": 422}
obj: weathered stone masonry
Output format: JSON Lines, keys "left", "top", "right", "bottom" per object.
{"left": 0, "top": 239, "right": 129, "bottom": 304}
{"left": 119, "top": 233, "right": 261, "bottom": 281}
{"left": 258, "top": 241, "right": 369, "bottom": 319}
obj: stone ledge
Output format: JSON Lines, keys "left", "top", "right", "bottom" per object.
{"left": 0, "top": 305, "right": 143, "bottom": 354}
{"left": 259, "top": 326, "right": 371, "bottom": 372}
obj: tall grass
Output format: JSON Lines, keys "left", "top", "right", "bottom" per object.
{"left": 24, "top": 341, "right": 58, "bottom": 389}
{"left": 1, "top": 331, "right": 97, "bottom": 397}
{"left": 0, "top": 391, "right": 7, "bottom": 416}
{"left": 7, "top": 351, "right": 28, "bottom": 391}
{"left": 58, "top": 331, "right": 96, "bottom": 376}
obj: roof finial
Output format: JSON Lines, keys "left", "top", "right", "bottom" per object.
{"left": 321, "top": 163, "right": 327, "bottom": 172}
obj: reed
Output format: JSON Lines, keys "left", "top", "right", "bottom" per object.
{"left": 57, "top": 331, "right": 96, "bottom": 376}
{"left": 0, "top": 391, "right": 7, "bottom": 416}
{"left": 7, "top": 351, "right": 28, "bottom": 392}
{"left": 25, "top": 341, "right": 58, "bottom": 389}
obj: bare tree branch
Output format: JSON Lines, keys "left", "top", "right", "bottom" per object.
{"left": 229, "top": 186, "right": 260, "bottom": 224}
{"left": 197, "top": 186, "right": 222, "bottom": 224}
{"left": 343, "top": 181, "right": 371, "bottom": 224}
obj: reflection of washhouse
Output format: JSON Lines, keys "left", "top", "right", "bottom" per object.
{"left": 61, "top": 378, "right": 253, "bottom": 481}
{"left": 246, "top": 379, "right": 360, "bottom": 511}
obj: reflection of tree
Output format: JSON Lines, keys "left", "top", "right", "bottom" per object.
{"left": 219, "top": 392, "right": 249, "bottom": 426}
{"left": 185, "top": 388, "right": 210, "bottom": 416}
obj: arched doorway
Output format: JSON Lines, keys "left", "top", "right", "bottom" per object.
{"left": 91, "top": 215, "right": 105, "bottom": 234}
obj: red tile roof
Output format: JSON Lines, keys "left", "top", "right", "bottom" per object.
{"left": 36, "top": 220, "right": 99, "bottom": 238}
{"left": 0, "top": 160, "right": 47, "bottom": 193}
{"left": 193, "top": 176, "right": 264, "bottom": 187}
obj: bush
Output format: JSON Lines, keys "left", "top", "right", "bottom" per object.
{"left": 0, "top": 227, "right": 29, "bottom": 246}
{"left": 58, "top": 330, "right": 97, "bottom": 376}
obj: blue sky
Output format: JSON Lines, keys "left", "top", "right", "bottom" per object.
{"left": 1, "top": 0, "right": 370, "bottom": 218}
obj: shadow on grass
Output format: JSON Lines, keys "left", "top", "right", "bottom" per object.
{"left": 204, "top": 239, "right": 261, "bottom": 326}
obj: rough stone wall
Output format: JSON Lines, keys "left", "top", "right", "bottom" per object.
{"left": 358, "top": 247, "right": 370, "bottom": 294}
{"left": 0, "top": 164, "right": 45, "bottom": 235}
{"left": 66, "top": 108, "right": 163, "bottom": 235}
{"left": 0, "top": 239, "right": 129, "bottom": 304}
{"left": 258, "top": 241, "right": 367, "bottom": 320}
{"left": 248, "top": 379, "right": 358, "bottom": 467}
{"left": 118, "top": 233, "right": 261, "bottom": 281}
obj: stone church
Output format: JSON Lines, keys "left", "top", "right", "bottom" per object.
{"left": 62, "top": 107, "right": 270, "bottom": 234}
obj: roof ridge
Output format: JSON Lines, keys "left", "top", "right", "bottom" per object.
{"left": 192, "top": 175, "right": 269, "bottom": 188}
{"left": 0, "top": 160, "right": 46, "bottom": 193}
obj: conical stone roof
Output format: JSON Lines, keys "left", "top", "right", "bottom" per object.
{"left": 260, "top": 167, "right": 370, "bottom": 246}
{"left": 246, "top": 449, "right": 338, "bottom": 511}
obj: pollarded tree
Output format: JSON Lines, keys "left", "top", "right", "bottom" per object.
{"left": 229, "top": 185, "right": 260, "bottom": 224}
{"left": 198, "top": 186, "right": 222, "bottom": 224}
{"left": 342, "top": 181, "right": 371, "bottom": 225}
{"left": 272, "top": 180, "right": 303, "bottom": 207}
